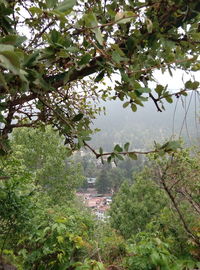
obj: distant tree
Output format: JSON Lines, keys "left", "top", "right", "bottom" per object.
{"left": 0, "top": 155, "right": 34, "bottom": 252}
{"left": 95, "top": 165, "right": 111, "bottom": 194}
{"left": 110, "top": 173, "right": 167, "bottom": 239}
{"left": 118, "top": 156, "right": 143, "bottom": 179}
{"left": 149, "top": 149, "right": 200, "bottom": 248}
{"left": 110, "top": 148, "right": 200, "bottom": 249}
{"left": 11, "top": 126, "right": 84, "bottom": 202}
{"left": 107, "top": 167, "right": 127, "bottom": 192}
{"left": 0, "top": 150, "right": 96, "bottom": 270}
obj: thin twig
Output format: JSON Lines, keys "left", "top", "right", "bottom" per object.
{"left": 27, "top": 21, "right": 55, "bottom": 48}
{"left": 149, "top": 93, "right": 162, "bottom": 112}
{"left": 83, "top": 141, "right": 157, "bottom": 159}
{"left": 128, "top": 58, "right": 195, "bottom": 76}
{"left": 158, "top": 165, "right": 200, "bottom": 247}
{"left": 0, "top": 176, "right": 10, "bottom": 180}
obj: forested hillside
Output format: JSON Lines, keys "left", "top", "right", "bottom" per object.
{"left": 0, "top": 127, "right": 200, "bottom": 270}
{"left": 92, "top": 94, "right": 200, "bottom": 151}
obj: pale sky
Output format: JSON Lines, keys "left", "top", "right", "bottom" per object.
{"left": 150, "top": 69, "right": 200, "bottom": 91}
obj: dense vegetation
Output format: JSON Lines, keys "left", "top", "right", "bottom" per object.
{"left": 0, "top": 0, "right": 200, "bottom": 159}
{"left": 0, "top": 127, "right": 200, "bottom": 269}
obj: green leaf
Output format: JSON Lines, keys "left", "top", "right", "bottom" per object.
{"left": 57, "top": 49, "right": 69, "bottom": 58}
{"left": 99, "top": 147, "right": 103, "bottom": 155}
{"left": 107, "top": 156, "right": 112, "bottom": 163}
{"left": 84, "top": 12, "right": 103, "bottom": 45}
{"left": 115, "top": 153, "right": 124, "bottom": 160}
{"left": 126, "top": 37, "right": 135, "bottom": 54}
{"left": 29, "top": 7, "right": 43, "bottom": 15}
{"left": 63, "top": 68, "right": 73, "bottom": 83}
{"left": 14, "top": 36, "right": 27, "bottom": 46}
{"left": 51, "top": 29, "right": 60, "bottom": 43}
{"left": 123, "top": 101, "right": 129, "bottom": 108}
{"left": 134, "top": 98, "right": 144, "bottom": 107}
{"left": 66, "top": 46, "right": 79, "bottom": 53}
{"left": 150, "top": 251, "right": 160, "bottom": 265}
{"left": 57, "top": 235, "right": 64, "bottom": 243}
{"left": 94, "top": 70, "right": 105, "bottom": 82}
{"left": 184, "top": 80, "right": 199, "bottom": 90}
{"left": 72, "top": 113, "right": 84, "bottom": 122}
{"left": 46, "top": 0, "right": 58, "bottom": 8}
{"left": 94, "top": 28, "right": 103, "bottom": 46}
{"left": 155, "top": 84, "right": 164, "bottom": 96}
{"left": 196, "top": 262, "right": 200, "bottom": 268}
{"left": 95, "top": 262, "right": 105, "bottom": 270}
{"left": 111, "top": 50, "right": 122, "bottom": 63}
{"left": 24, "top": 51, "right": 40, "bottom": 67}
{"left": 121, "top": 70, "right": 129, "bottom": 82}
{"left": 115, "top": 11, "right": 135, "bottom": 24}
{"left": 130, "top": 80, "right": 141, "bottom": 89}
{"left": 128, "top": 152, "right": 137, "bottom": 160}
{"left": 165, "top": 140, "right": 181, "bottom": 151}
{"left": 191, "top": 81, "right": 199, "bottom": 90}
{"left": 0, "top": 44, "right": 14, "bottom": 52}
{"left": 79, "top": 54, "right": 91, "bottom": 66}
{"left": 165, "top": 96, "right": 173, "bottom": 103}
{"left": 56, "top": 0, "right": 76, "bottom": 12}
{"left": 0, "top": 73, "right": 8, "bottom": 90}
{"left": 111, "top": 44, "right": 125, "bottom": 56}
{"left": 0, "top": 51, "right": 20, "bottom": 74}
{"left": 181, "top": 91, "right": 187, "bottom": 96}
{"left": 185, "top": 80, "right": 192, "bottom": 89}
{"left": 0, "top": 35, "right": 26, "bottom": 46}
{"left": 137, "top": 87, "right": 151, "bottom": 93}
{"left": 34, "top": 74, "right": 50, "bottom": 90}
{"left": 84, "top": 12, "right": 95, "bottom": 27}
{"left": 114, "top": 144, "right": 123, "bottom": 152}
{"left": 128, "top": 92, "right": 137, "bottom": 99}
{"left": 157, "top": 150, "right": 165, "bottom": 156}
{"left": 83, "top": 136, "right": 91, "bottom": 141}
{"left": 0, "top": 102, "right": 7, "bottom": 111}
{"left": 124, "top": 142, "right": 130, "bottom": 152}
{"left": 131, "top": 104, "right": 137, "bottom": 112}
{"left": 146, "top": 18, "right": 153, "bottom": 33}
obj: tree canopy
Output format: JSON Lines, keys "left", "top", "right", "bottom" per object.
{"left": 11, "top": 126, "right": 84, "bottom": 202}
{"left": 0, "top": 0, "right": 200, "bottom": 156}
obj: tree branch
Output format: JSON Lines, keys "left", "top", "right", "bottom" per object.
{"left": 149, "top": 93, "right": 162, "bottom": 112}
{"left": 49, "top": 56, "right": 104, "bottom": 89}
{"left": 83, "top": 141, "right": 157, "bottom": 159}
{"left": 158, "top": 165, "right": 200, "bottom": 247}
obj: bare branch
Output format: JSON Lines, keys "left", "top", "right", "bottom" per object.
{"left": 157, "top": 165, "right": 200, "bottom": 247}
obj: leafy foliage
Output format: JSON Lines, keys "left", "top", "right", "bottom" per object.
{"left": 1, "top": 127, "right": 200, "bottom": 269}
{"left": 126, "top": 232, "right": 200, "bottom": 270}
{"left": 149, "top": 149, "right": 200, "bottom": 250}
{"left": 0, "top": 127, "right": 96, "bottom": 269}
{"left": 19, "top": 206, "right": 95, "bottom": 270}
{"left": 109, "top": 148, "right": 200, "bottom": 268}
{"left": 11, "top": 126, "right": 84, "bottom": 203}
{"left": 110, "top": 172, "right": 167, "bottom": 238}
{"left": 0, "top": 155, "right": 35, "bottom": 251}
{"left": 0, "top": 0, "right": 200, "bottom": 156}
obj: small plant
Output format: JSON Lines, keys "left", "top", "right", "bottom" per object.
{"left": 125, "top": 232, "right": 199, "bottom": 270}
{"left": 74, "top": 259, "right": 105, "bottom": 270}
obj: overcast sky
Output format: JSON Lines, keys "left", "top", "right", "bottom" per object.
{"left": 149, "top": 69, "right": 200, "bottom": 91}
